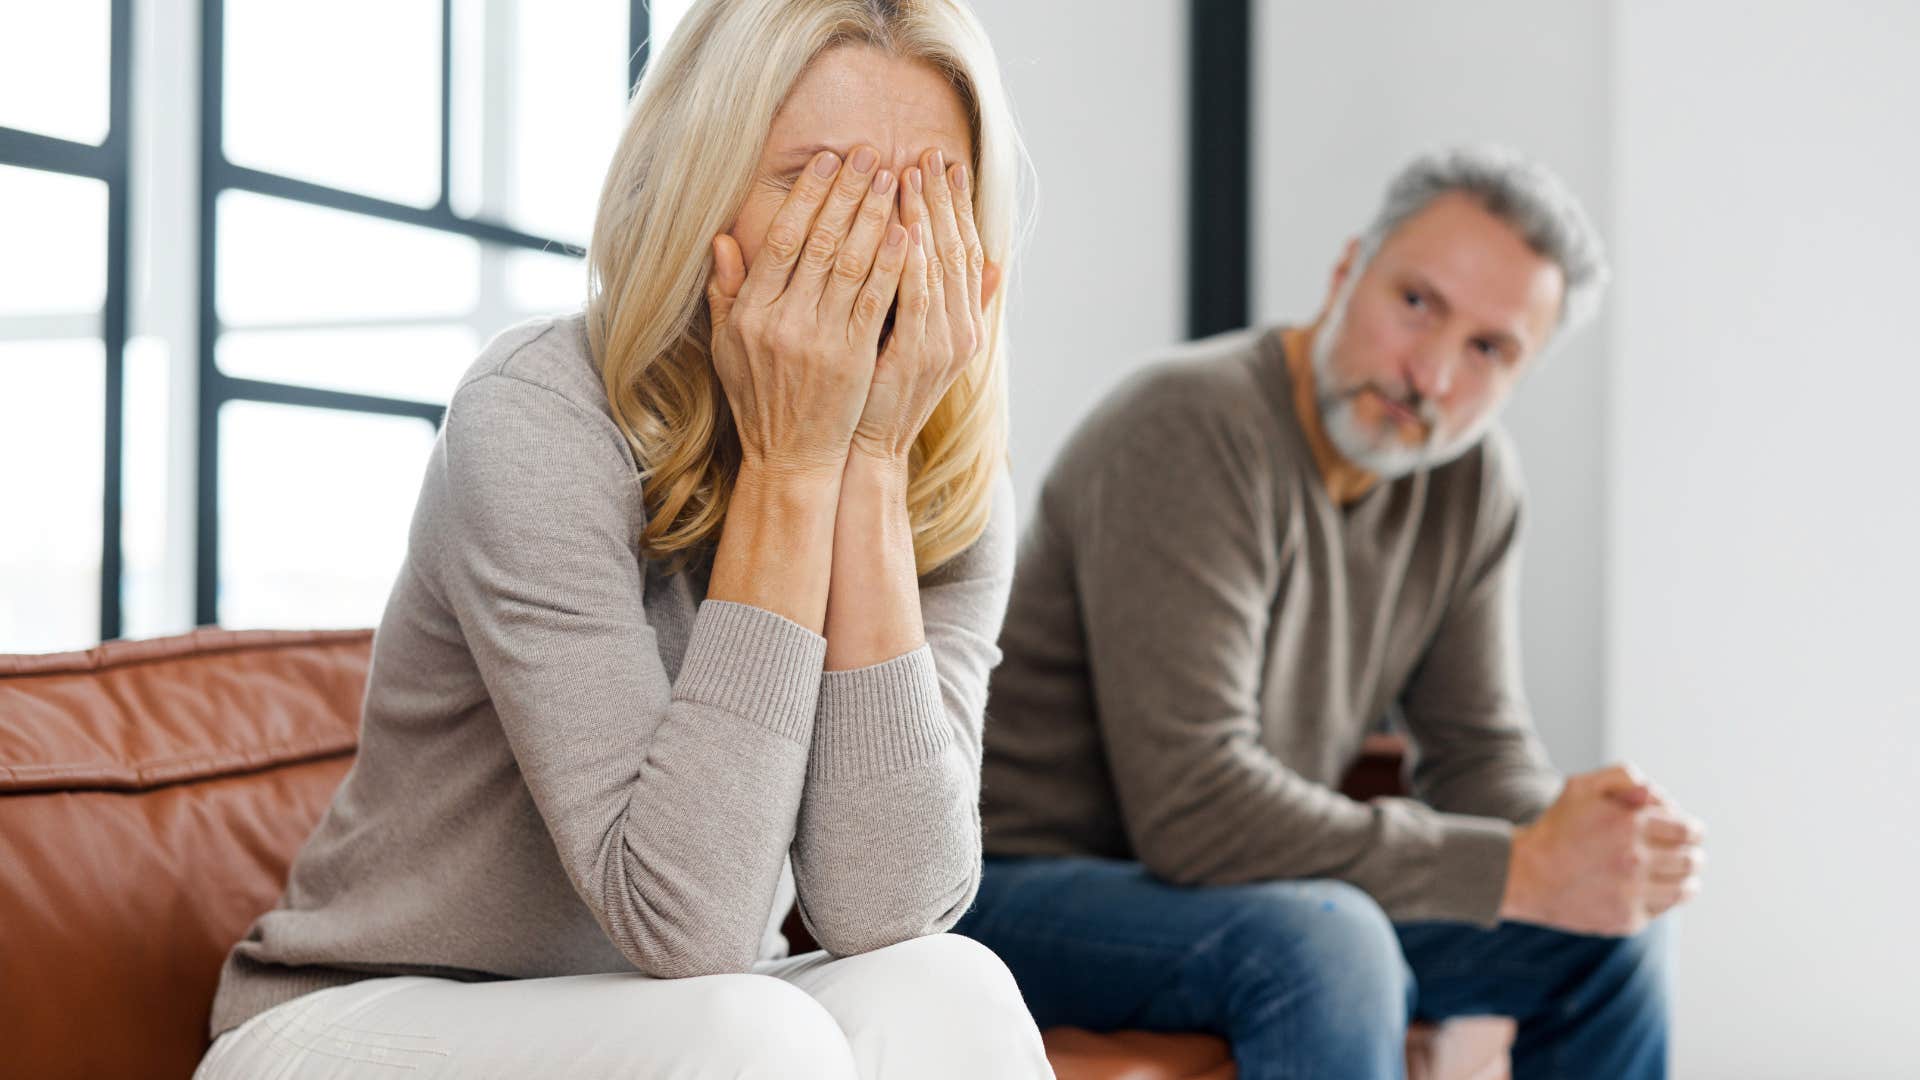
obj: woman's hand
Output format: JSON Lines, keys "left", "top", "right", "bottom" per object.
{"left": 708, "top": 146, "right": 910, "bottom": 477}
{"left": 852, "top": 149, "right": 1004, "bottom": 466}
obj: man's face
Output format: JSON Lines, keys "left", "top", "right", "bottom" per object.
{"left": 1311, "top": 192, "right": 1567, "bottom": 477}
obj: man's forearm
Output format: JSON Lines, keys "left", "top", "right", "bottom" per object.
{"left": 1411, "top": 729, "right": 1563, "bottom": 825}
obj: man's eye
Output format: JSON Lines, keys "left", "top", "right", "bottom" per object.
{"left": 1402, "top": 289, "right": 1425, "bottom": 309}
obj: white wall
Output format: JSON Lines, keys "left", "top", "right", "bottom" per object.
{"left": 966, "top": 0, "right": 1188, "bottom": 513}
{"left": 1251, "top": 0, "right": 1614, "bottom": 770}
{"left": 1610, "top": 2, "right": 1920, "bottom": 1075}
{"left": 1250, "top": 3, "right": 1920, "bottom": 1070}
{"left": 122, "top": 0, "right": 201, "bottom": 642}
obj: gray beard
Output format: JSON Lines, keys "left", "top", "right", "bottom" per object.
{"left": 1309, "top": 287, "right": 1493, "bottom": 480}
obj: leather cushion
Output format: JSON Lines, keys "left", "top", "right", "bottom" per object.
{"left": 0, "top": 628, "right": 367, "bottom": 792}
{"left": 0, "top": 629, "right": 370, "bottom": 1080}
{"left": 1044, "top": 1027, "right": 1237, "bottom": 1080}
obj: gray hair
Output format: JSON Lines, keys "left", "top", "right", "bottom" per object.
{"left": 1359, "top": 145, "right": 1609, "bottom": 347}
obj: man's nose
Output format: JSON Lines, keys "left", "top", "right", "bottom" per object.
{"left": 1403, "top": 345, "right": 1457, "bottom": 401}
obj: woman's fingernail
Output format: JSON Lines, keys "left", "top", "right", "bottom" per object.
{"left": 850, "top": 146, "right": 878, "bottom": 173}
{"left": 953, "top": 164, "right": 969, "bottom": 192}
{"left": 931, "top": 149, "right": 946, "bottom": 175}
{"left": 813, "top": 152, "right": 840, "bottom": 178}
{"left": 887, "top": 224, "right": 907, "bottom": 248}
{"left": 907, "top": 167, "right": 922, "bottom": 193}
{"left": 872, "top": 169, "right": 894, "bottom": 194}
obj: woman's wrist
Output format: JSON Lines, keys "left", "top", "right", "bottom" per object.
{"left": 736, "top": 455, "right": 849, "bottom": 499}
{"left": 709, "top": 461, "right": 844, "bottom": 633}
{"left": 842, "top": 445, "right": 912, "bottom": 496}
{"left": 823, "top": 444, "right": 921, "bottom": 671}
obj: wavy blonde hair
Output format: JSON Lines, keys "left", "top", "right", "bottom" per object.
{"left": 586, "top": 0, "right": 1026, "bottom": 575}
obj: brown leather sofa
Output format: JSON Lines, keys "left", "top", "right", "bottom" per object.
{"left": 0, "top": 628, "right": 1514, "bottom": 1079}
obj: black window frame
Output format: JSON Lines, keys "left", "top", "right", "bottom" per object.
{"left": 1187, "top": 0, "right": 1251, "bottom": 340}
{"left": 0, "top": 0, "right": 134, "bottom": 642}
{"left": 193, "top": 0, "right": 653, "bottom": 626}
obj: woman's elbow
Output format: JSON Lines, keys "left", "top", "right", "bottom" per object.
{"left": 811, "top": 920, "right": 920, "bottom": 959}
{"left": 810, "top": 908, "right": 948, "bottom": 958}
{"left": 806, "top": 867, "right": 981, "bottom": 958}
{"left": 623, "top": 931, "right": 761, "bottom": 979}
{"left": 609, "top": 899, "right": 767, "bottom": 979}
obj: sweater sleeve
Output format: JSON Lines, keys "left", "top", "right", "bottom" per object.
{"left": 437, "top": 372, "right": 823, "bottom": 978}
{"left": 1400, "top": 432, "right": 1563, "bottom": 825}
{"left": 787, "top": 472, "right": 1016, "bottom": 956}
{"left": 1072, "top": 404, "right": 1516, "bottom": 926}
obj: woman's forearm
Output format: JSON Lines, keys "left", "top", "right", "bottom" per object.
{"left": 823, "top": 452, "right": 924, "bottom": 670}
{"left": 706, "top": 462, "right": 844, "bottom": 633}
{"left": 796, "top": 450, "right": 978, "bottom": 955}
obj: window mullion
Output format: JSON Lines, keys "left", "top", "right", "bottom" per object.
{"left": 98, "top": 0, "right": 133, "bottom": 641}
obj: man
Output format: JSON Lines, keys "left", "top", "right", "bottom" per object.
{"left": 954, "top": 147, "right": 1705, "bottom": 1079}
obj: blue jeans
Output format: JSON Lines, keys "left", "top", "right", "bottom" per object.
{"left": 953, "top": 856, "right": 1669, "bottom": 1080}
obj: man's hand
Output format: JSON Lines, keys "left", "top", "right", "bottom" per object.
{"left": 1499, "top": 764, "right": 1707, "bottom": 936}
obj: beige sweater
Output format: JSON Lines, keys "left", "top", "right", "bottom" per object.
{"left": 210, "top": 314, "right": 1015, "bottom": 1037}
{"left": 979, "top": 325, "right": 1561, "bottom": 926}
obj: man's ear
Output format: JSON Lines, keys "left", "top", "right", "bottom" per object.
{"left": 1332, "top": 237, "right": 1361, "bottom": 291}
{"left": 1317, "top": 237, "right": 1363, "bottom": 322}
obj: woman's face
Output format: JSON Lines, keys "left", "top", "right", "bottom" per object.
{"left": 730, "top": 44, "right": 975, "bottom": 270}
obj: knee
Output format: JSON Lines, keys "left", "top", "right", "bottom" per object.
{"left": 680, "top": 975, "right": 857, "bottom": 1079}
{"left": 841, "top": 934, "right": 1035, "bottom": 1029}
{"left": 1227, "top": 880, "right": 1411, "bottom": 1029}
{"left": 1601, "top": 919, "right": 1672, "bottom": 1023}
{"left": 829, "top": 935, "right": 1050, "bottom": 1077}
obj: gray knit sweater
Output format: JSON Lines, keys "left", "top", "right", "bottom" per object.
{"left": 209, "top": 314, "right": 1015, "bottom": 1037}
{"left": 979, "top": 325, "right": 1562, "bottom": 926}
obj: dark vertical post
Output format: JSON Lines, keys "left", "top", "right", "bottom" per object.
{"left": 1187, "top": 0, "right": 1252, "bottom": 340}
{"left": 99, "top": 0, "right": 132, "bottom": 640}
{"left": 439, "top": 0, "right": 454, "bottom": 209}
{"left": 437, "top": 0, "right": 456, "bottom": 438}
{"left": 628, "top": 2, "right": 651, "bottom": 96}
{"left": 195, "top": 0, "right": 225, "bottom": 627}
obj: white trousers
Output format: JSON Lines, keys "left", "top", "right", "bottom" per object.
{"left": 195, "top": 935, "right": 1053, "bottom": 1079}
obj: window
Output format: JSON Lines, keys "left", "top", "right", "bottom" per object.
{"left": 193, "top": 0, "right": 676, "bottom": 632}
{"left": 0, "top": 0, "right": 130, "bottom": 653}
{"left": 2, "top": 1, "right": 696, "bottom": 650}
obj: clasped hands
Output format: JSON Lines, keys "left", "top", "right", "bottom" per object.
{"left": 1502, "top": 763, "right": 1708, "bottom": 937}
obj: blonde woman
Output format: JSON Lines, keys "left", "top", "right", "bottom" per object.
{"left": 194, "top": 1, "right": 1050, "bottom": 1076}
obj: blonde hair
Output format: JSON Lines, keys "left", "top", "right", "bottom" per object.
{"left": 586, "top": 0, "right": 1026, "bottom": 575}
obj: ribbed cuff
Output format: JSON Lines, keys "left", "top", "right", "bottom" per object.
{"left": 809, "top": 645, "right": 952, "bottom": 781}
{"left": 673, "top": 600, "right": 828, "bottom": 743}
{"left": 1427, "top": 813, "right": 1518, "bottom": 927}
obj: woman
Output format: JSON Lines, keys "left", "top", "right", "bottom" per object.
{"left": 195, "top": 1, "right": 1050, "bottom": 1076}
